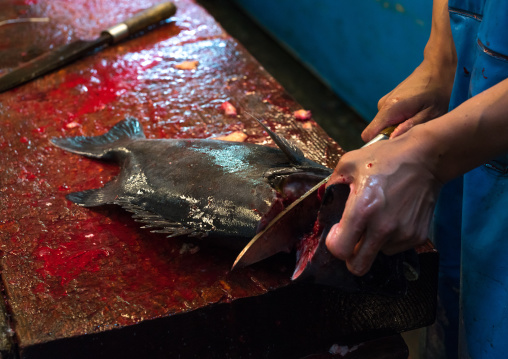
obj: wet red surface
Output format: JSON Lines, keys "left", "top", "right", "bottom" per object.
{"left": 0, "top": 0, "right": 344, "bottom": 351}
{"left": 0, "top": 1, "right": 436, "bottom": 357}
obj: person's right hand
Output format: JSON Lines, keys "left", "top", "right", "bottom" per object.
{"left": 324, "top": 131, "right": 443, "bottom": 276}
{"left": 362, "top": 59, "right": 456, "bottom": 142}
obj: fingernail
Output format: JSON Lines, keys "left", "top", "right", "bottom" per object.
{"left": 347, "top": 261, "right": 367, "bottom": 277}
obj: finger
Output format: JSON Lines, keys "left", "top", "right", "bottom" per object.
{"left": 361, "top": 103, "right": 403, "bottom": 142}
{"left": 378, "top": 223, "right": 422, "bottom": 256}
{"left": 390, "top": 121, "right": 414, "bottom": 139}
{"left": 377, "top": 92, "right": 390, "bottom": 110}
{"left": 380, "top": 240, "right": 409, "bottom": 256}
{"left": 325, "top": 191, "right": 369, "bottom": 261}
{"left": 328, "top": 151, "right": 360, "bottom": 190}
{"left": 361, "top": 120, "right": 384, "bottom": 143}
{"left": 380, "top": 229, "right": 426, "bottom": 255}
{"left": 380, "top": 201, "right": 434, "bottom": 255}
{"left": 362, "top": 97, "right": 420, "bottom": 142}
{"left": 325, "top": 223, "right": 352, "bottom": 260}
{"left": 346, "top": 231, "right": 385, "bottom": 276}
{"left": 389, "top": 108, "right": 433, "bottom": 139}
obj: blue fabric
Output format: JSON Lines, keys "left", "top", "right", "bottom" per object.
{"left": 461, "top": 167, "right": 508, "bottom": 358}
{"left": 432, "top": 177, "right": 463, "bottom": 358}
{"left": 432, "top": 0, "right": 508, "bottom": 358}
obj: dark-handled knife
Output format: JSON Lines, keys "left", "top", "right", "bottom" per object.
{"left": 232, "top": 126, "right": 396, "bottom": 270}
{"left": 0, "top": 1, "right": 177, "bottom": 93}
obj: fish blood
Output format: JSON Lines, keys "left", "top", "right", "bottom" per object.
{"left": 293, "top": 219, "right": 322, "bottom": 280}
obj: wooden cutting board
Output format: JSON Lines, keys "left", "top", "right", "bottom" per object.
{"left": 0, "top": 0, "right": 437, "bottom": 357}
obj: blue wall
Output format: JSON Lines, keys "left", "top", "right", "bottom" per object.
{"left": 232, "top": 0, "right": 433, "bottom": 121}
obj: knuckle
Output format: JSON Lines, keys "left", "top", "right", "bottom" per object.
{"left": 376, "top": 221, "right": 397, "bottom": 238}
{"left": 377, "top": 93, "right": 390, "bottom": 109}
{"left": 362, "top": 239, "right": 381, "bottom": 255}
{"left": 387, "top": 96, "right": 400, "bottom": 106}
{"left": 334, "top": 153, "right": 353, "bottom": 170}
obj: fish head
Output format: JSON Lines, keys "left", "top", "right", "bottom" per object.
{"left": 256, "top": 168, "right": 331, "bottom": 234}
{"left": 291, "top": 183, "right": 419, "bottom": 297}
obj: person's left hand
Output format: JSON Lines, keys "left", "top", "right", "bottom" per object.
{"left": 324, "top": 133, "right": 442, "bottom": 276}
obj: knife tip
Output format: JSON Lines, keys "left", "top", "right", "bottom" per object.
{"left": 231, "top": 254, "right": 247, "bottom": 271}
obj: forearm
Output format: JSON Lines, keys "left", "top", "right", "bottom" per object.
{"left": 407, "top": 78, "right": 508, "bottom": 182}
{"left": 424, "top": 0, "right": 456, "bottom": 68}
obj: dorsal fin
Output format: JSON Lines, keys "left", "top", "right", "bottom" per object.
{"left": 246, "top": 113, "right": 306, "bottom": 165}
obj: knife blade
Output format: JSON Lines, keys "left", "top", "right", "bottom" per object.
{"left": 0, "top": 1, "right": 176, "bottom": 93}
{"left": 232, "top": 125, "right": 396, "bottom": 270}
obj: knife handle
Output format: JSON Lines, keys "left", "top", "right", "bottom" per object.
{"left": 103, "top": 2, "right": 177, "bottom": 43}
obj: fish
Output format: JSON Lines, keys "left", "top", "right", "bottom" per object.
{"left": 50, "top": 118, "right": 332, "bottom": 252}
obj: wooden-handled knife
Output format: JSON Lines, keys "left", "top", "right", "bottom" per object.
{"left": 0, "top": 1, "right": 176, "bottom": 93}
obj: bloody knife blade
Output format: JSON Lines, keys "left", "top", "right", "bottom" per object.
{"left": 0, "top": 1, "right": 176, "bottom": 93}
{"left": 232, "top": 126, "right": 396, "bottom": 270}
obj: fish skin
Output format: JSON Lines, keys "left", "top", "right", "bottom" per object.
{"left": 51, "top": 118, "right": 331, "bottom": 250}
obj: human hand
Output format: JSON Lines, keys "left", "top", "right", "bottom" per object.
{"left": 324, "top": 133, "right": 442, "bottom": 276}
{"left": 362, "top": 60, "right": 455, "bottom": 142}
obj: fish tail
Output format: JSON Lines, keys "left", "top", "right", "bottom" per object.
{"left": 50, "top": 117, "right": 145, "bottom": 159}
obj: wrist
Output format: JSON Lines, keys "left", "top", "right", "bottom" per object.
{"left": 423, "top": 43, "right": 457, "bottom": 71}
{"left": 395, "top": 123, "right": 452, "bottom": 185}
{"left": 416, "top": 52, "right": 457, "bottom": 100}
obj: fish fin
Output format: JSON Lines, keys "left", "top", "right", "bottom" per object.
{"left": 50, "top": 118, "right": 145, "bottom": 159}
{"left": 249, "top": 115, "right": 306, "bottom": 165}
{"left": 115, "top": 199, "right": 203, "bottom": 238}
{"left": 66, "top": 180, "right": 121, "bottom": 207}
{"left": 66, "top": 189, "right": 113, "bottom": 207}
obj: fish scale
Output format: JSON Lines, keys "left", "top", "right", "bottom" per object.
{"left": 51, "top": 117, "right": 331, "bottom": 250}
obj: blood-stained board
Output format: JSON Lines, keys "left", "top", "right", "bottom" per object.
{"left": 0, "top": 0, "right": 437, "bottom": 358}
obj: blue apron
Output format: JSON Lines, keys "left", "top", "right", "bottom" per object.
{"left": 432, "top": 1, "right": 508, "bottom": 358}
